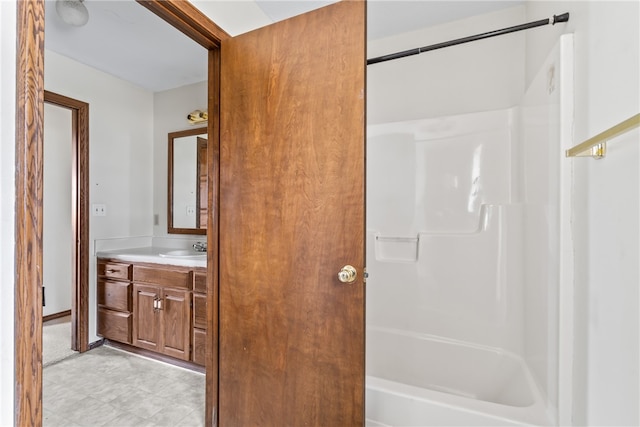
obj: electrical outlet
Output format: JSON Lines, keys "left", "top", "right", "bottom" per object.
{"left": 186, "top": 206, "right": 196, "bottom": 216}
{"left": 92, "top": 204, "right": 107, "bottom": 216}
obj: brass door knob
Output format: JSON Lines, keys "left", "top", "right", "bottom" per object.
{"left": 338, "top": 265, "right": 357, "bottom": 283}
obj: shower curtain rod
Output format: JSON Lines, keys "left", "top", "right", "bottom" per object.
{"left": 367, "top": 12, "right": 570, "bottom": 65}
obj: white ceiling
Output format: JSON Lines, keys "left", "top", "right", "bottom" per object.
{"left": 44, "top": 0, "right": 524, "bottom": 92}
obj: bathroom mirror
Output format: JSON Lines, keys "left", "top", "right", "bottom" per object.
{"left": 168, "top": 127, "right": 208, "bottom": 234}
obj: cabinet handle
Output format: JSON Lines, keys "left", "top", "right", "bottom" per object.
{"left": 106, "top": 269, "right": 117, "bottom": 273}
{"left": 157, "top": 297, "right": 163, "bottom": 311}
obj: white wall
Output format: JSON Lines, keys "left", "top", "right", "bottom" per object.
{"left": 368, "top": 5, "right": 526, "bottom": 124}
{"left": 153, "top": 81, "right": 207, "bottom": 237}
{"left": 43, "top": 103, "right": 73, "bottom": 317}
{"left": 0, "top": 1, "right": 16, "bottom": 424}
{"left": 45, "top": 50, "right": 155, "bottom": 343}
{"left": 525, "top": 2, "right": 640, "bottom": 425}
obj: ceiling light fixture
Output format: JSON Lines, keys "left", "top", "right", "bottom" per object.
{"left": 56, "top": 0, "right": 89, "bottom": 27}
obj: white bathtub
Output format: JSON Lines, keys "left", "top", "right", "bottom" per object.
{"left": 366, "top": 327, "right": 551, "bottom": 426}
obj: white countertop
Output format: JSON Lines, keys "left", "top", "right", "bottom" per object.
{"left": 96, "top": 246, "right": 207, "bottom": 268}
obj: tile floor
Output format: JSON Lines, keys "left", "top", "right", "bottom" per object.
{"left": 43, "top": 345, "right": 205, "bottom": 427}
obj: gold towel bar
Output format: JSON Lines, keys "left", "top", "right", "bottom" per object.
{"left": 566, "top": 113, "right": 640, "bottom": 159}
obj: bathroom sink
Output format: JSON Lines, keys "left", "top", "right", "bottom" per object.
{"left": 159, "top": 250, "right": 206, "bottom": 259}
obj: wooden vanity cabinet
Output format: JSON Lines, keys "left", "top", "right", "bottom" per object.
{"left": 132, "top": 265, "right": 192, "bottom": 361}
{"left": 97, "top": 261, "right": 133, "bottom": 343}
{"left": 97, "top": 258, "right": 207, "bottom": 366}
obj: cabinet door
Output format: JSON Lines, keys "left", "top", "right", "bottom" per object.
{"left": 132, "top": 283, "right": 159, "bottom": 352}
{"left": 192, "top": 292, "right": 207, "bottom": 330}
{"left": 98, "top": 261, "right": 132, "bottom": 280}
{"left": 161, "top": 288, "right": 191, "bottom": 361}
{"left": 192, "top": 328, "right": 206, "bottom": 366}
{"left": 97, "top": 279, "right": 131, "bottom": 312}
{"left": 97, "top": 308, "right": 132, "bottom": 343}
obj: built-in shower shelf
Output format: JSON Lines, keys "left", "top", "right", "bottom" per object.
{"left": 375, "top": 236, "right": 419, "bottom": 262}
{"left": 370, "top": 204, "right": 522, "bottom": 265}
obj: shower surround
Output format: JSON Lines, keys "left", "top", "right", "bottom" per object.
{"left": 365, "top": 35, "right": 573, "bottom": 426}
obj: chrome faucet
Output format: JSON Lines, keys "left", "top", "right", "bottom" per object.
{"left": 193, "top": 241, "right": 207, "bottom": 252}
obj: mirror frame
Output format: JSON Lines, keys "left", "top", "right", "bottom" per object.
{"left": 168, "top": 127, "right": 208, "bottom": 235}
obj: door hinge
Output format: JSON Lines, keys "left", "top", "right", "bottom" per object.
{"left": 363, "top": 268, "right": 368, "bottom": 284}
{"left": 42, "top": 286, "right": 46, "bottom": 307}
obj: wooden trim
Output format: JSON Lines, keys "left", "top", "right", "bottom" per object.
{"left": 196, "top": 137, "right": 208, "bottom": 229}
{"left": 89, "top": 338, "right": 106, "bottom": 350}
{"left": 76, "top": 89, "right": 90, "bottom": 353}
{"left": 43, "top": 310, "right": 72, "bottom": 323}
{"left": 44, "top": 90, "right": 88, "bottom": 110}
{"left": 136, "top": 0, "right": 230, "bottom": 49}
{"left": 206, "top": 47, "right": 222, "bottom": 427}
{"left": 44, "top": 90, "right": 90, "bottom": 354}
{"left": 105, "top": 340, "right": 206, "bottom": 374}
{"left": 15, "top": 0, "right": 45, "bottom": 425}
{"left": 167, "top": 127, "right": 208, "bottom": 235}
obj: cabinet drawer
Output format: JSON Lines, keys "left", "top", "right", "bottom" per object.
{"left": 192, "top": 328, "right": 206, "bottom": 366}
{"left": 133, "top": 265, "right": 191, "bottom": 289}
{"left": 98, "top": 308, "right": 132, "bottom": 344}
{"left": 193, "top": 293, "right": 207, "bottom": 330}
{"left": 98, "top": 261, "right": 132, "bottom": 280}
{"left": 98, "top": 280, "right": 131, "bottom": 312}
{"left": 194, "top": 272, "right": 207, "bottom": 293}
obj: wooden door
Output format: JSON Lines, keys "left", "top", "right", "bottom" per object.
{"left": 132, "top": 283, "right": 159, "bottom": 352}
{"left": 161, "top": 288, "right": 191, "bottom": 361}
{"left": 219, "top": 1, "right": 366, "bottom": 425}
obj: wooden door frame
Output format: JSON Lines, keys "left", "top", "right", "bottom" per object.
{"left": 15, "top": 1, "right": 228, "bottom": 425}
{"left": 43, "top": 90, "right": 90, "bottom": 354}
